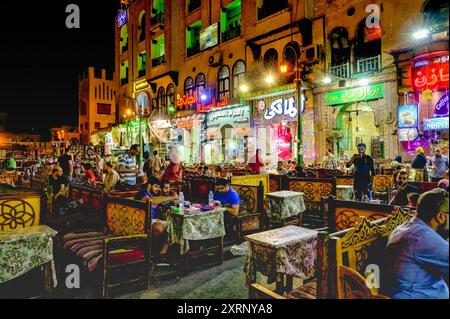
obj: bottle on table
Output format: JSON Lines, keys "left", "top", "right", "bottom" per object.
{"left": 208, "top": 191, "right": 214, "bottom": 206}
{"left": 179, "top": 191, "right": 185, "bottom": 213}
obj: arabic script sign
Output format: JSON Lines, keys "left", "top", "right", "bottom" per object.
{"left": 325, "top": 83, "right": 384, "bottom": 106}
{"left": 412, "top": 55, "right": 449, "bottom": 92}
{"left": 434, "top": 92, "right": 449, "bottom": 118}
{"left": 264, "top": 97, "right": 298, "bottom": 120}
{"left": 206, "top": 106, "right": 250, "bottom": 128}
{"left": 423, "top": 117, "right": 449, "bottom": 131}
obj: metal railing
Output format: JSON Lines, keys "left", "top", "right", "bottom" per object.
{"left": 222, "top": 24, "right": 241, "bottom": 42}
{"left": 356, "top": 55, "right": 381, "bottom": 73}
{"left": 330, "top": 62, "right": 350, "bottom": 78}
{"left": 152, "top": 55, "right": 165, "bottom": 67}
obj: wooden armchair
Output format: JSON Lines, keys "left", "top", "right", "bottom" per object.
{"left": 62, "top": 197, "right": 152, "bottom": 298}
{"left": 185, "top": 177, "right": 216, "bottom": 203}
{"left": 284, "top": 177, "right": 336, "bottom": 228}
{"left": 325, "top": 196, "right": 395, "bottom": 232}
{"left": 372, "top": 175, "right": 394, "bottom": 202}
{"left": 227, "top": 182, "right": 264, "bottom": 242}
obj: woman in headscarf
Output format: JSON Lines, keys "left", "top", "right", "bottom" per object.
{"left": 412, "top": 147, "right": 428, "bottom": 181}
{"left": 163, "top": 146, "right": 183, "bottom": 183}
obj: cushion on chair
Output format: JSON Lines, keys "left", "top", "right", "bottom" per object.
{"left": 283, "top": 280, "right": 317, "bottom": 299}
{"left": 108, "top": 249, "right": 145, "bottom": 265}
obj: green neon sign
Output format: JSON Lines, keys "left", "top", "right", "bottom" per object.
{"left": 325, "top": 83, "right": 384, "bottom": 106}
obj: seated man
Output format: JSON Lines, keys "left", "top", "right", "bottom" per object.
{"left": 103, "top": 162, "right": 121, "bottom": 193}
{"left": 134, "top": 176, "right": 170, "bottom": 259}
{"left": 48, "top": 167, "right": 82, "bottom": 216}
{"left": 213, "top": 178, "right": 240, "bottom": 217}
{"left": 277, "top": 161, "right": 289, "bottom": 175}
{"left": 386, "top": 189, "right": 449, "bottom": 299}
{"left": 160, "top": 179, "right": 178, "bottom": 200}
{"left": 389, "top": 169, "right": 420, "bottom": 206}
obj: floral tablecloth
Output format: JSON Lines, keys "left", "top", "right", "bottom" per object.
{"left": 166, "top": 208, "right": 226, "bottom": 255}
{"left": 337, "top": 185, "right": 355, "bottom": 201}
{"left": 266, "top": 191, "right": 306, "bottom": 222}
{"left": 0, "top": 225, "right": 58, "bottom": 286}
{"left": 244, "top": 226, "right": 318, "bottom": 285}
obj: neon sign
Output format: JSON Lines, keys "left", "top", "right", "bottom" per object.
{"left": 423, "top": 117, "right": 449, "bottom": 131}
{"left": 412, "top": 55, "right": 449, "bottom": 92}
{"left": 117, "top": 10, "right": 128, "bottom": 28}
{"left": 197, "top": 95, "right": 229, "bottom": 112}
{"left": 176, "top": 92, "right": 197, "bottom": 108}
{"left": 264, "top": 97, "right": 298, "bottom": 120}
{"left": 434, "top": 92, "right": 449, "bottom": 117}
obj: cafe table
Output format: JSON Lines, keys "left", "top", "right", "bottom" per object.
{"left": 244, "top": 226, "right": 318, "bottom": 294}
{"left": 166, "top": 206, "right": 226, "bottom": 255}
{"left": 0, "top": 225, "right": 58, "bottom": 296}
{"left": 266, "top": 191, "right": 306, "bottom": 224}
{"left": 336, "top": 185, "right": 355, "bottom": 201}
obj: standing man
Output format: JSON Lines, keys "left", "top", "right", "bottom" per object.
{"left": 429, "top": 147, "right": 449, "bottom": 183}
{"left": 58, "top": 148, "right": 73, "bottom": 181}
{"left": 117, "top": 144, "right": 140, "bottom": 187}
{"left": 346, "top": 143, "right": 375, "bottom": 201}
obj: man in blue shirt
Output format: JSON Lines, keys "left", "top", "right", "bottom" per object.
{"left": 386, "top": 188, "right": 449, "bottom": 299}
{"left": 429, "top": 147, "right": 449, "bottom": 182}
{"left": 213, "top": 178, "right": 240, "bottom": 216}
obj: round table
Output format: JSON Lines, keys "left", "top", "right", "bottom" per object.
{"left": 337, "top": 185, "right": 355, "bottom": 201}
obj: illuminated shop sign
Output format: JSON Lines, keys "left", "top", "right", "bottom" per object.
{"left": 207, "top": 106, "right": 250, "bottom": 128}
{"left": 325, "top": 83, "right": 384, "bottom": 105}
{"left": 197, "top": 95, "right": 229, "bottom": 112}
{"left": 117, "top": 10, "right": 128, "bottom": 28}
{"left": 398, "top": 128, "right": 419, "bottom": 142}
{"left": 176, "top": 92, "right": 197, "bottom": 108}
{"left": 398, "top": 104, "right": 419, "bottom": 129}
{"left": 200, "top": 23, "right": 219, "bottom": 51}
{"left": 423, "top": 117, "right": 449, "bottom": 131}
{"left": 264, "top": 97, "right": 298, "bottom": 120}
{"left": 412, "top": 55, "right": 449, "bottom": 92}
{"left": 434, "top": 92, "right": 449, "bottom": 117}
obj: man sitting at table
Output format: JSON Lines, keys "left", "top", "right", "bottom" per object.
{"left": 48, "top": 167, "right": 83, "bottom": 216}
{"left": 160, "top": 178, "right": 179, "bottom": 200}
{"left": 386, "top": 189, "right": 449, "bottom": 299}
{"left": 213, "top": 178, "right": 240, "bottom": 217}
{"left": 134, "top": 176, "right": 170, "bottom": 261}
{"left": 389, "top": 169, "right": 420, "bottom": 206}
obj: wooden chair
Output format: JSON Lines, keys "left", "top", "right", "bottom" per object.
{"left": 324, "top": 196, "right": 395, "bottom": 232}
{"left": 62, "top": 197, "right": 152, "bottom": 298}
{"left": 284, "top": 177, "right": 337, "bottom": 228}
{"left": 227, "top": 182, "right": 264, "bottom": 242}
{"left": 249, "top": 208, "right": 412, "bottom": 299}
{"left": 372, "top": 175, "right": 393, "bottom": 202}
{"left": 327, "top": 208, "right": 412, "bottom": 299}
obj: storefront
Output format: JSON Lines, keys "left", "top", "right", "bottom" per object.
{"left": 204, "top": 104, "right": 251, "bottom": 164}
{"left": 147, "top": 119, "right": 172, "bottom": 160}
{"left": 324, "top": 82, "right": 386, "bottom": 160}
{"left": 171, "top": 114, "right": 205, "bottom": 164}
{"left": 398, "top": 52, "right": 449, "bottom": 157}
{"left": 246, "top": 84, "right": 315, "bottom": 167}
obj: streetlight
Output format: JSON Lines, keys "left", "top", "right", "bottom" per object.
{"left": 265, "top": 74, "right": 275, "bottom": 85}
{"left": 239, "top": 83, "right": 249, "bottom": 93}
{"left": 323, "top": 76, "right": 332, "bottom": 84}
{"left": 413, "top": 29, "right": 429, "bottom": 40}
{"left": 358, "top": 78, "right": 369, "bottom": 86}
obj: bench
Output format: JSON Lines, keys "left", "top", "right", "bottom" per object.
{"left": 249, "top": 208, "right": 412, "bottom": 299}
{"left": 62, "top": 197, "right": 153, "bottom": 298}
{"left": 324, "top": 196, "right": 396, "bottom": 232}
{"left": 283, "top": 177, "right": 336, "bottom": 228}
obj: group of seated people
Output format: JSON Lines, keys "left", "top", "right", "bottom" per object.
{"left": 132, "top": 176, "right": 241, "bottom": 264}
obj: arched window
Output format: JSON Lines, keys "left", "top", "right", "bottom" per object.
{"left": 264, "top": 48, "right": 278, "bottom": 71}
{"left": 138, "top": 11, "right": 146, "bottom": 42}
{"left": 184, "top": 77, "right": 195, "bottom": 110}
{"left": 330, "top": 27, "right": 350, "bottom": 66}
{"left": 218, "top": 66, "right": 230, "bottom": 100}
{"left": 166, "top": 83, "right": 175, "bottom": 108}
{"left": 283, "top": 42, "right": 300, "bottom": 67}
{"left": 355, "top": 19, "right": 381, "bottom": 60}
{"left": 195, "top": 73, "right": 206, "bottom": 98}
{"left": 157, "top": 87, "right": 166, "bottom": 111}
{"left": 232, "top": 60, "right": 246, "bottom": 99}
{"left": 184, "top": 76, "right": 194, "bottom": 95}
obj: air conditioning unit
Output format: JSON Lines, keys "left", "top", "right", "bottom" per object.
{"left": 300, "top": 44, "right": 323, "bottom": 65}
{"left": 208, "top": 53, "right": 222, "bottom": 67}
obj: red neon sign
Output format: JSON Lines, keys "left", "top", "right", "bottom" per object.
{"left": 197, "top": 95, "right": 229, "bottom": 113}
{"left": 412, "top": 56, "right": 449, "bottom": 92}
{"left": 176, "top": 91, "right": 198, "bottom": 108}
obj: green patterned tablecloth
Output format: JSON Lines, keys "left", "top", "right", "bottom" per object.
{"left": 167, "top": 208, "right": 226, "bottom": 255}
{"left": 244, "top": 226, "right": 318, "bottom": 285}
{"left": 266, "top": 191, "right": 306, "bottom": 222}
{"left": 0, "top": 225, "right": 58, "bottom": 286}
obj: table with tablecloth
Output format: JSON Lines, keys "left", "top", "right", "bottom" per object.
{"left": 0, "top": 225, "right": 58, "bottom": 288}
{"left": 166, "top": 207, "right": 226, "bottom": 255}
{"left": 244, "top": 226, "right": 318, "bottom": 292}
{"left": 265, "top": 191, "right": 306, "bottom": 222}
{"left": 336, "top": 185, "right": 355, "bottom": 201}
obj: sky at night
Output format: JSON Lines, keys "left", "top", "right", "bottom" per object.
{"left": 0, "top": 1, "right": 119, "bottom": 136}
